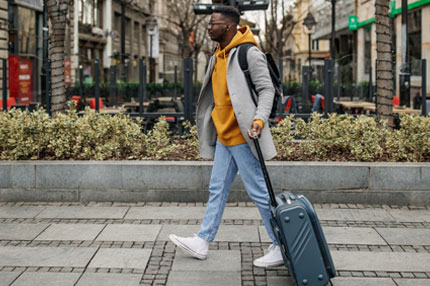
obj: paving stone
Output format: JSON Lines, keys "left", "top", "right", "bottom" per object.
{"left": 12, "top": 272, "right": 81, "bottom": 286}
{"left": 76, "top": 273, "right": 142, "bottom": 286}
{"left": 394, "top": 278, "right": 430, "bottom": 285}
{"left": 0, "top": 272, "right": 21, "bottom": 286}
{"left": 166, "top": 271, "right": 241, "bottom": 286}
{"left": 376, "top": 228, "right": 430, "bottom": 245}
{"left": 36, "top": 207, "right": 128, "bottom": 219}
{"left": 332, "top": 251, "right": 430, "bottom": 272}
{"left": 0, "top": 207, "right": 44, "bottom": 219}
{"left": 96, "top": 224, "right": 161, "bottom": 242}
{"left": 158, "top": 224, "right": 260, "bottom": 242}
{"left": 259, "top": 226, "right": 273, "bottom": 243}
{"left": 88, "top": 248, "right": 151, "bottom": 269}
{"left": 323, "top": 227, "right": 387, "bottom": 245}
{"left": 214, "top": 225, "right": 259, "bottom": 242}
{"left": 222, "top": 207, "right": 262, "bottom": 220}
{"left": 0, "top": 224, "right": 49, "bottom": 240}
{"left": 266, "top": 277, "right": 295, "bottom": 286}
{"left": 331, "top": 277, "right": 396, "bottom": 285}
{"left": 35, "top": 224, "right": 105, "bottom": 241}
{"left": 172, "top": 250, "right": 240, "bottom": 272}
{"left": 387, "top": 210, "right": 430, "bottom": 223}
{"left": 316, "top": 209, "right": 395, "bottom": 222}
{"left": 0, "top": 247, "right": 98, "bottom": 267}
{"left": 260, "top": 226, "right": 387, "bottom": 245}
{"left": 125, "top": 207, "right": 206, "bottom": 220}
{"left": 157, "top": 225, "right": 201, "bottom": 241}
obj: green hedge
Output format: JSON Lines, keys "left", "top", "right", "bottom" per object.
{"left": 0, "top": 107, "right": 429, "bottom": 161}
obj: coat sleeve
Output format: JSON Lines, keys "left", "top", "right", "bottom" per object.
{"left": 246, "top": 46, "right": 275, "bottom": 125}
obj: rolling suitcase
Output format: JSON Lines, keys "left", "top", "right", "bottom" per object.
{"left": 253, "top": 136, "right": 336, "bottom": 286}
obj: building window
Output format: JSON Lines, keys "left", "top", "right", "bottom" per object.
{"left": 114, "top": 12, "right": 121, "bottom": 34}
{"left": 79, "top": 0, "right": 102, "bottom": 27}
{"left": 364, "top": 27, "right": 371, "bottom": 74}
{"left": 408, "top": 9, "right": 421, "bottom": 76}
{"left": 312, "top": 40, "right": 319, "bottom": 51}
{"left": 134, "top": 22, "right": 140, "bottom": 53}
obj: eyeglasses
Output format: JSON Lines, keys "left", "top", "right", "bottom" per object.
{"left": 207, "top": 21, "right": 228, "bottom": 28}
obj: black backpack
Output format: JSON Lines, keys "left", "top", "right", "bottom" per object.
{"left": 238, "top": 43, "right": 283, "bottom": 119}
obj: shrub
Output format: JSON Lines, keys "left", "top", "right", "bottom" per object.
{"left": 1, "top": 107, "right": 429, "bottom": 162}
{"left": 385, "top": 115, "right": 430, "bottom": 162}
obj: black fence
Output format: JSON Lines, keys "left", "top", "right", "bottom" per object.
{"left": 2, "top": 57, "right": 429, "bottom": 131}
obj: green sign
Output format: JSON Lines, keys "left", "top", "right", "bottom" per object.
{"left": 348, "top": 15, "right": 358, "bottom": 30}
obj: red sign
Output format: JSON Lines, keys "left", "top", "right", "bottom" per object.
{"left": 65, "top": 58, "right": 71, "bottom": 87}
{"left": 8, "top": 56, "right": 34, "bottom": 105}
{"left": 17, "top": 58, "right": 33, "bottom": 104}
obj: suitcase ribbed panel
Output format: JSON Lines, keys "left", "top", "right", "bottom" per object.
{"left": 291, "top": 222, "right": 312, "bottom": 262}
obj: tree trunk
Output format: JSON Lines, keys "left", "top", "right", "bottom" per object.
{"left": 375, "top": 0, "right": 394, "bottom": 129}
{"left": 46, "top": 0, "right": 69, "bottom": 114}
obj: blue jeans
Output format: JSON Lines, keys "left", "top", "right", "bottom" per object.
{"left": 197, "top": 140, "right": 277, "bottom": 245}
{"left": 311, "top": 93, "right": 324, "bottom": 113}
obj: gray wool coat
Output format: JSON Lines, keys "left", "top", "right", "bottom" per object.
{"left": 196, "top": 45, "right": 277, "bottom": 161}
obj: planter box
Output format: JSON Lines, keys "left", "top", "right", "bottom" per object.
{"left": 1, "top": 161, "right": 429, "bottom": 205}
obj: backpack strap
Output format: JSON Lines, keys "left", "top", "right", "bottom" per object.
{"left": 238, "top": 43, "right": 258, "bottom": 106}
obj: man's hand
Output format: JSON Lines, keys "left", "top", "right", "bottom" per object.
{"left": 247, "top": 121, "right": 262, "bottom": 139}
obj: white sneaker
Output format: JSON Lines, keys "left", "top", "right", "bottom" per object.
{"left": 169, "top": 234, "right": 209, "bottom": 260}
{"left": 253, "top": 244, "right": 284, "bottom": 268}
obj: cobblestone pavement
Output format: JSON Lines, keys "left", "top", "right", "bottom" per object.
{"left": 0, "top": 202, "right": 430, "bottom": 286}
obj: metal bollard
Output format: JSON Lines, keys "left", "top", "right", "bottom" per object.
{"left": 46, "top": 59, "right": 51, "bottom": 116}
{"left": 138, "top": 58, "right": 144, "bottom": 118}
{"left": 174, "top": 65, "right": 178, "bottom": 98}
{"left": 95, "top": 59, "right": 100, "bottom": 112}
{"left": 422, "top": 59, "right": 427, "bottom": 116}
{"left": 302, "top": 66, "right": 309, "bottom": 112}
{"left": 2, "top": 59, "right": 7, "bottom": 111}
{"left": 183, "top": 58, "right": 193, "bottom": 124}
{"left": 110, "top": 65, "right": 116, "bottom": 106}
{"left": 324, "top": 59, "right": 334, "bottom": 115}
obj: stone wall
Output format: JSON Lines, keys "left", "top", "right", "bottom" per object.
{"left": 1, "top": 161, "right": 429, "bottom": 205}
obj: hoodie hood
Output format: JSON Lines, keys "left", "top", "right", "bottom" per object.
{"left": 215, "top": 26, "right": 257, "bottom": 59}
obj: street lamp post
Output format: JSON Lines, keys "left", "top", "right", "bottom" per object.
{"left": 325, "top": 0, "right": 336, "bottom": 59}
{"left": 146, "top": 17, "right": 157, "bottom": 83}
{"left": 303, "top": 12, "right": 317, "bottom": 81}
{"left": 331, "top": 0, "right": 336, "bottom": 59}
{"left": 120, "top": 1, "right": 129, "bottom": 82}
{"left": 399, "top": 0, "right": 410, "bottom": 106}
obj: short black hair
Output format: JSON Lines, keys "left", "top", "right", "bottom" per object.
{"left": 212, "top": 6, "right": 240, "bottom": 24}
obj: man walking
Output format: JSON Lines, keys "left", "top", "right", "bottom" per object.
{"left": 169, "top": 6, "right": 283, "bottom": 268}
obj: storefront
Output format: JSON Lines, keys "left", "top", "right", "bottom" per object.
{"left": 8, "top": 0, "right": 43, "bottom": 105}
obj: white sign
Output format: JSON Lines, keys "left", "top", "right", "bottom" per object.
{"left": 147, "top": 26, "right": 159, "bottom": 58}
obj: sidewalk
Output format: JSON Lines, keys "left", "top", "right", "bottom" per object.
{"left": 0, "top": 202, "right": 429, "bottom": 286}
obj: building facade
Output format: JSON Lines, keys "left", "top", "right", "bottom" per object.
{"left": 73, "top": 0, "right": 206, "bottom": 86}
{"left": 354, "top": 0, "right": 430, "bottom": 100}
{"left": 312, "top": 0, "right": 356, "bottom": 86}
{"left": 6, "top": 0, "right": 44, "bottom": 105}
{"left": 285, "top": 0, "right": 330, "bottom": 83}
{"left": 72, "top": 0, "right": 152, "bottom": 84}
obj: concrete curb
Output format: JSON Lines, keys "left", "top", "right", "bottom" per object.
{"left": 1, "top": 161, "right": 429, "bottom": 205}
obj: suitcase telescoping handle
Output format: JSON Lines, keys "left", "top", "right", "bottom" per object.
{"left": 252, "top": 134, "right": 278, "bottom": 208}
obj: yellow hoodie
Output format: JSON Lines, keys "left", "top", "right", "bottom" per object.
{"left": 211, "top": 26, "right": 263, "bottom": 146}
